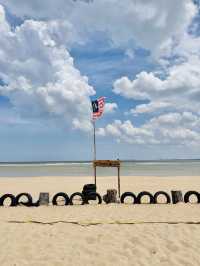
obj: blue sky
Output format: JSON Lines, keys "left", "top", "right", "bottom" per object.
{"left": 0, "top": 0, "right": 200, "bottom": 161}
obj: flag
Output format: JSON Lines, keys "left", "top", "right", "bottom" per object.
{"left": 92, "top": 97, "right": 105, "bottom": 120}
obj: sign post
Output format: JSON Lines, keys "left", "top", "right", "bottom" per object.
{"left": 93, "top": 160, "right": 121, "bottom": 197}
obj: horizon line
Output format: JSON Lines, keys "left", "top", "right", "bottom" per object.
{"left": 0, "top": 158, "right": 200, "bottom": 164}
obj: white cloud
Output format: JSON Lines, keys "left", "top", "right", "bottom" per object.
{"left": 0, "top": 0, "right": 200, "bottom": 152}
{"left": 0, "top": 5, "right": 95, "bottom": 131}
{"left": 0, "top": 4, "right": 9, "bottom": 31}
{"left": 101, "top": 112, "right": 200, "bottom": 146}
{"left": 104, "top": 102, "right": 118, "bottom": 114}
{"left": 110, "top": 1, "right": 200, "bottom": 148}
{"left": 130, "top": 102, "right": 172, "bottom": 115}
{"left": 0, "top": 0, "right": 197, "bottom": 57}
{"left": 0, "top": 0, "right": 76, "bottom": 20}
{"left": 112, "top": 51, "right": 200, "bottom": 146}
{"left": 96, "top": 127, "right": 106, "bottom": 137}
{"left": 114, "top": 55, "right": 200, "bottom": 115}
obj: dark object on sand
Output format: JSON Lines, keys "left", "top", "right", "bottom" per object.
{"left": 171, "top": 190, "right": 183, "bottom": 204}
{"left": 137, "top": 191, "right": 155, "bottom": 204}
{"left": 154, "top": 191, "right": 171, "bottom": 204}
{"left": 82, "top": 184, "right": 97, "bottom": 200}
{"left": 120, "top": 192, "right": 137, "bottom": 204}
{"left": 31, "top": 200, "right": 39, "bottom": 207}
{"left": 52, "top": 192, "right": 70, "bottom": 206}
{"left": 16, "top": 193, "right": 33, "bottom": 206}
{"left": 103, "top": 189, "right": 118, "bottom": 204}
{"left": 0, "top": 193, "right": 17, "bottom": 207}
{"left": 70, "top": 192, "right": 85, "bottom": 205}
{"left": 184, "top": 191, "right": 200, "bottom": 203}
{"left": 38, "top": 192, "right": 49, "bottom": 206}
{"left": 85, "top": 192, "right": 102, "bottom": 204}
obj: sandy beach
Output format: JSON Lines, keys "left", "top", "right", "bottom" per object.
{"left": 0, "top": 175, "right": 199, "bottom": 266}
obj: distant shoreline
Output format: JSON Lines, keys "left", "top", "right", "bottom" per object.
{"left": 0, "top": 159, "right": 200, "bottom": 165}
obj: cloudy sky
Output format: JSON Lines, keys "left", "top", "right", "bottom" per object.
{"left": 0, "top": 0, "right": 200, "bottom": 161}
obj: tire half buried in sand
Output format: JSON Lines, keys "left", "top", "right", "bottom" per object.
{"left": 52, "top": 192, "right": 70, "bottom": 206}
{"left": 70, "top": 192, "right": 85, "bottom": 205}
{"left": 0, "top": 194, "right": 17, "bottom": 207}
{"left": 121, "top": 192, "right": 137, "bottom": 204}
{"left": 137, "top": 191, "right": 155, "bottom": 204}
{"left": 154, "top": 191, "right": 171, "bottom": 204}
{"left": 16, "top": 193, "right": 33, "bottom": 206}
{"left": 184, "top": 191, "right": 200, "bottom": 204}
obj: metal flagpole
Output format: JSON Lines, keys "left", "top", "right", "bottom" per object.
{"left": 91, "top": 97, "right": 105, "bottom": 186}
{"left": 93, "top": 119, "right": 97, "bottom": 185}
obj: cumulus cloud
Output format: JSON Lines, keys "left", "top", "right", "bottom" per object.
{"left": 114, "top": 55, "right": 200, "bottom": 115}
{"left": 104, "top": 102, "right": 118, "bottom": 114}
{"left": 0, "top": 0, "right": 197, "bottom": 57}
{"left": 112, "top": 52, "right": 200, "bottom": 145}
{"left": 105, "top": 0, "right": 200, "bottom": 147}
{"left": 0, "top": 0, "right": 200, "bottom": 151}
{"left": 114, "top": 55, "right": 200, "bottom": 110}
{"left": 100, "top": 112, "right": 200, "bottom": 146}
{"left": 0, "top": 5, "right": 95, "bottom": 131}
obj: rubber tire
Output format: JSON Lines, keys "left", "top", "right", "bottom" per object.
{"left": 31, "top": 200, "right": 39, "bottom": 207}
{"left": 84, "top": 192, "right": 102, "bottom": 204}
{"left": 0, "top": 194, "right": 17, "bottom": 207}
{"left": 16, "top": 193, "right": 33, "bottom": 206}
{"left": 52, "top": 192, "right": 70, "bottom": 206}
{"left": 184, "top": 191, "right": 200, "bottom": 203}
{"left": 121, "top": 192, "right": 137, "bottom": 204}
{"left": 69, "top": 192, "right": 85, "bottom": 205}
{"left": 154, "top": 191, "right": 171, "bottom": 204}
{"left": 137, "top": 191, "right": 155, "bottom": 204}
{"left": 83, "top": 184, "right": 96, "bottom": 191}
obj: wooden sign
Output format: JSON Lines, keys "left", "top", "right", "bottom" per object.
{"left": 93, "top": 160, "right": 120, "bottom": 167}
{"left": 93, "top": 160, "right": 121, "bottom": 197}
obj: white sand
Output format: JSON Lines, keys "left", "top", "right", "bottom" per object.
{"left": 0, "top": 175, "right": 200, "bottom": 266}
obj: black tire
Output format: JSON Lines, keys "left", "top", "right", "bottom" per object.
{"left": 154, "top": 191, "right": 171, "bottom": 204}
{"left": 69, "top": 192, "right": 84, "bottom": 205}
{"left": 84, "top": 192, "right": 102, "bottom": 204}
{"left": 83, "top": 184, "right": 96, "bottom": 191}
{"left": 137, "top": 191, "right": 155, "bottom": 204}
{"left": 121, "top": 192, "right": 137, "bottom": 204}
{"left": 31, "top": 200, "right": 39, "bottom": 207}
{"left": 0, "top": 194, "right": 17, "bottom": 207}
{"left": 52, "top": 192, "right": 70, "bottom": 206}
{"left": 82, "top": 184, "right": 97, "bottom": 200}
{"left": 16, "top": 193, "right": 33, "bottom": 206}
{"left": 184, "top": 191, "right": 200, "bottom": 203}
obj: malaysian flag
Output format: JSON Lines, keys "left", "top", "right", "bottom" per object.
{"left": 91, "top": 97, "right": 105, "bottom": 120}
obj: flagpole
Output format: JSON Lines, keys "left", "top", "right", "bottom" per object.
{"left": 91, "top": 97, "right": 105, "bottom": 186}
{"left": 93, "top": 119, "right": 97, "bottom": 185}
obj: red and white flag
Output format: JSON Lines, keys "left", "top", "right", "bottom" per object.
{"left": 91, "top": 97, "right": 105, "bottom": 120}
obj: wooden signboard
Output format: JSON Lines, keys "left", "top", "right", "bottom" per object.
{"left": 93, "top": 160, "right": 121, "bottom": 197}
{"left": 93, "top": 160, "right": 120, "bottom": 167}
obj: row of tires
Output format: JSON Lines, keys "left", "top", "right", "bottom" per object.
{"left": 0, "top": 190, "right": 199, "bottom": 207}
{"left": 0, "top": 192, "right": 102, "bottom": 207}
{"left": 121, "top": 190, "right": 200, "bottom": 204}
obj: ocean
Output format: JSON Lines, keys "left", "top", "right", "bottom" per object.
{"left": 0, "top": 160, "right": 199, "bottom": 177}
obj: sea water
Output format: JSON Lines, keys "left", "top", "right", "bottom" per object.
{"left": 0, "top": 160, "right": 199, "bottom": 177}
